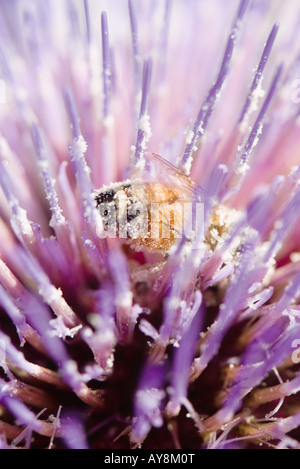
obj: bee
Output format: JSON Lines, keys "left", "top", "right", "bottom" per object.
{"left": 94, "top": 153, "right": 237, "bottom": 305}
{"left": 94, "top": 153, "right": 206, "bottom": 253}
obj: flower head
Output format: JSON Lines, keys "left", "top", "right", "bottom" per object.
{"left": 0, "top": 0, "right": 300, "bottom": 449}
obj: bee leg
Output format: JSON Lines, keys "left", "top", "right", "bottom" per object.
{"left": 130, "top": 261, "right": 166, "bottom": 298}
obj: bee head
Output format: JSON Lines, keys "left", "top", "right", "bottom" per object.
{"left": 94, "top": 182, "right": 148, "bottom": 240}
{"left": 95, "top": 189, "right": 117, "bottom": 206}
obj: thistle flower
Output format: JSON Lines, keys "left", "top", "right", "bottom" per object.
{"left": 0, "top": 0, "right": 300, "bottom": 450}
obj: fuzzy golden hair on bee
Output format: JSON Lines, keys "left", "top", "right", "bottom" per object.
{"left": 94, "top": 153, "right": 236, "bottom": 256}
